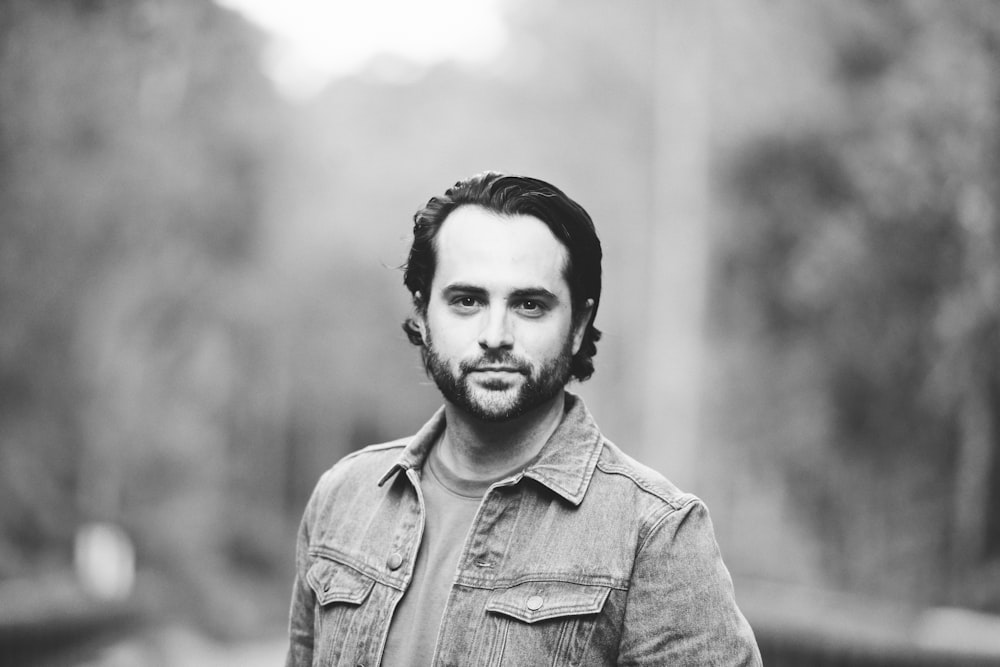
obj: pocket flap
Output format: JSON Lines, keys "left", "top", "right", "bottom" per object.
{"left": 306, "top": 557, "right": 376, "bottom": 607}
{"left": 486, "top": 581, "right": 610, "bottom": 623}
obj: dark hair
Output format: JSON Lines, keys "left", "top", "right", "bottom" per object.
{"left": 402, "top": 171, "right": 603, "bottom": 382}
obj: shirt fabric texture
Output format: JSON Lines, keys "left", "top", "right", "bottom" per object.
{"left": 285, "top": 393, "right": 762, "bottom": 666}
{"left": 381, "top": 438, "right": 504, "bottom": 665}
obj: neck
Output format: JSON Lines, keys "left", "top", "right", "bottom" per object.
{"left": 438, "top": 391, "right": 567, "bottom": 482}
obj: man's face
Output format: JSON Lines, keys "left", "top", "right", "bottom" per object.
{"left": 418, "top": 205, "right": 591, "bottom": 422}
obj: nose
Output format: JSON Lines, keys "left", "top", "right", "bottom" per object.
{"left": 478, "top": 307, "right": 514, "bottom": 350}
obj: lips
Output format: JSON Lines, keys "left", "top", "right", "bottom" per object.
{"left": 460, "top": 356, "right": 530, "bottom": 375}
{"left": 469, "top": 368, "right": 526, "bottom": 379}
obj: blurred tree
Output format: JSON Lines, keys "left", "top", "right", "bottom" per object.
{"left": 0, "top": 0, "right": 293, "bottom": 633}
{"left": 713, "top": 0, "right": 1000, "bottom": 608}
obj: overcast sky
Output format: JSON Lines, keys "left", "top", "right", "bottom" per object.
{"left": 214, "top": 0, "right": 508, "bottom": 98}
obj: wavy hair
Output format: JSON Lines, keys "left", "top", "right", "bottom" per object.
{"left": 402, "top": 172, "right": 603, "bottom": 381}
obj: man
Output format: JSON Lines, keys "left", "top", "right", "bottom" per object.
{"left": 286, "top": 172, "right": 761, "bottom": 665}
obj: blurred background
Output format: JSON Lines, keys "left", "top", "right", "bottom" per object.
{"left": 2, "top": 0, "right": 999, "bottom": 664}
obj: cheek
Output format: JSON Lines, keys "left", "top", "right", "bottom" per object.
{"left": 426, "top": 313, "right": 476, "bottom": 353}
{"left": 522, "top": 321, "right": 575, "bottom": 358}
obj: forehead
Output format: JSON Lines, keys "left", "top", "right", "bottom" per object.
{"left": 432, "top": 205, "right": 570, "bottom": 292}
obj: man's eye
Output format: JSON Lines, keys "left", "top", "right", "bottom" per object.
{"left": 516, "top": 300, "right": 546, "bottom": 316}
{"left": 452, "top": 296, "right": 481, "bottom": 310}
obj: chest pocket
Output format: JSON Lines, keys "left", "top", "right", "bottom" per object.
{"left": 306, "top": 555, "right": 378, "bottom": 664}
{"left": 306, "top": 556, "right": 376, "bottom": 606}
{"left": 484, "top": 581, "right": 611, "bottom": 666}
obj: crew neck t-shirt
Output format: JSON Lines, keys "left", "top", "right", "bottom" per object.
{"left": 380, "top": 445, "right": 513, "bottom": 666}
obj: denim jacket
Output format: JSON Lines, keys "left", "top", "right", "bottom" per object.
{"left": 286, "top": 394, "right": 761, "bottom": 666}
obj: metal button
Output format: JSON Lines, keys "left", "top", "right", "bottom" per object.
{"left": 526, "top": 595, "right": 544, "bottom": 611}
{"left": 387, "top": 552, "right": 403, "bottom": 570}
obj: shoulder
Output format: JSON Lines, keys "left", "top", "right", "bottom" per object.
{"left": 588, "top": 437, "right": 709, "bottom": 542}
{"left": 306, "top": 437, "right": 410, "bottom": 507}
{"left": 330, "top": 437, "right": 410, "bottom": 472}
{"left": 591, "top": 441, "right": 731, "bottom": 566}
{"left": 594, "top": 437, "right": 695, "bottom": 509}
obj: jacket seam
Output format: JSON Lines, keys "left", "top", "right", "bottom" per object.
{"left": 456, "top": 572, "right": 630, "bottom": 590}
{"left": 636, "top": 496, "right": 699, "bottom": 554}
{"left": 595, "top": 458, "right": 692, "bottom": 510}
{"left": 307, "top": 544, "right": 407, "bottom": 590}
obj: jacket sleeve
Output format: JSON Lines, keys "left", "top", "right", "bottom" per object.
{"left": 617, "top": 498, "right": 762, "bottom": 666}
{"left": 285, "top": 483, "right": 320, "bottom": 667}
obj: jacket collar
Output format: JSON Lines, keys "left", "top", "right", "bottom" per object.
{"left": 378, "top": 392, "right": 603, "bottom": 507}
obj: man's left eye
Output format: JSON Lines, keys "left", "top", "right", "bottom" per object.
{"left": 516, "top": 300, "right": 546, "bottom": 315}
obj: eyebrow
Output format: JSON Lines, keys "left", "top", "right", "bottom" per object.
{"left": 509, "top": 287, "right": 559, "bottom": 302}
{"left": 440, "top": 283, "right": 488, "bottom": 298}
{"left": 441, "top": 283, "right": 560, "bottom": 302}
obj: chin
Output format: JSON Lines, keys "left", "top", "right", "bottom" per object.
{"left": 466, "top": 386, "right": 563, "bottom": 423}
{"left": 469, "top": 389, "right": 519, "bottom": 413}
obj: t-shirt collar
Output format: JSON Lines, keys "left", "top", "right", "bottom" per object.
{"left": 378, "top": 392, "right": 603, "bottom": 507}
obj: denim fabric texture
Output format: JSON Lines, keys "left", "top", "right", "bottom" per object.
{"left": 285, "top": 393, "right": 761, "bottom": 666}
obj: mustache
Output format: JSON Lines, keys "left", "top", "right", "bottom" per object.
{"left": 459, "top": 351, "right": 531, "bottom": 375}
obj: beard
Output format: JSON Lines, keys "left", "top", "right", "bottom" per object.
{"left": 423, "top": 334, "right": 574, "bottom": 422}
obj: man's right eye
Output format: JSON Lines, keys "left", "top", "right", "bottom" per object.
{"left": 451, "top": 296, "right": 481, "bottom": 310}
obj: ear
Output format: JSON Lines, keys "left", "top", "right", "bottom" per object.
{"left": 413, "top": 291, "right": 429, "bottom": 345}
{"left": 571, "top": 298, "right": 595, "bottom": 356}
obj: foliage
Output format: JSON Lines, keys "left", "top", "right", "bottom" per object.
{"left": 716, "top": 0, "right": 1000, "bottom": 605}
{"left": 0, "top": 0, "right": 290, "bottom": 631}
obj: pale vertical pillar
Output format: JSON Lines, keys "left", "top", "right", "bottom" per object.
{"left": 640, "top": 0, "right": 713, "bottom": 490}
